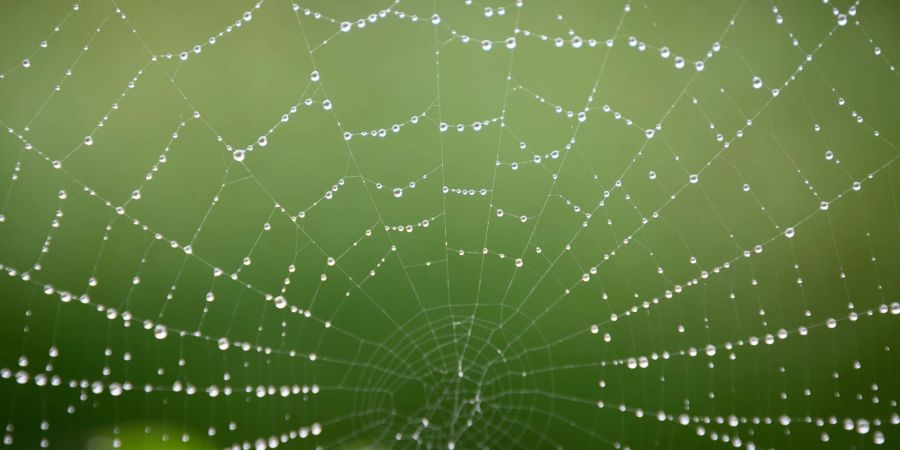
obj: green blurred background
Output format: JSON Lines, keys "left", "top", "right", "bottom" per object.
{"left": 0, "top": 0, "right": 898, "bottom": 448}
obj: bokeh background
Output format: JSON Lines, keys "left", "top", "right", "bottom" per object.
{"left": 0, "top": 0, "right": 899, "bottom": 448}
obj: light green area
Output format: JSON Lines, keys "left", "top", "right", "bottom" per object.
{"left": 0, "top": 0, "right": 899, "bottom": 448}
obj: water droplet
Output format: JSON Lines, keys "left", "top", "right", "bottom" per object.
{"left": 431, "top": 14, "right": 441, "bottom": 25}
{"left": 217, "top": 337, "right": 229, "bottom": 350}
{"left": 274, "top": 296, "right": 287, "bottom": 309}
{"left": 22, "top": 59, "right": 31, "bottom": 68}
{"left": 326, "top": 257, "right": 335, "bottom": 266}
{"left": 689, "top": 174, "right": 699, "bottom": 184}
{"left": 310, "top": 70, "right": 319, "bottom": 82}
{"left": 481, "top": 40, "right": 492, "bottom": 51}
{"left": 392, "top": 187, "right": 403, "bottom": 198}
{"left": 784, "top": 227, "right": 795, "bottom": 238}
{"left": 84, "top": 136, "right": 93, "bottom": 146}
{"left": 515, "top": 258, "right": 523, "bottom": 268}
{"left": 505, "top": 37, "right": 516, "bottom": 49}
{"left": 752, "top": 76, "right": 763, "bottom": 89}
{"left": 837, "top": 14, "right": 847, "bottom": 26}
{"left": 257, "top": 136, "right": 267, "bottom": 147}
{"left": 233, "top": 150, "right": 245, "bottom": 162}
{"left": 242, "top": 11, "right": 252, "bottom": 22}
{"left": 154, "top": 325, "right": 168, "bottom": 340}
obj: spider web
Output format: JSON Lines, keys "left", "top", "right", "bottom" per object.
{"left": 0, "top": 0, "right": 898, "bottom": 448}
